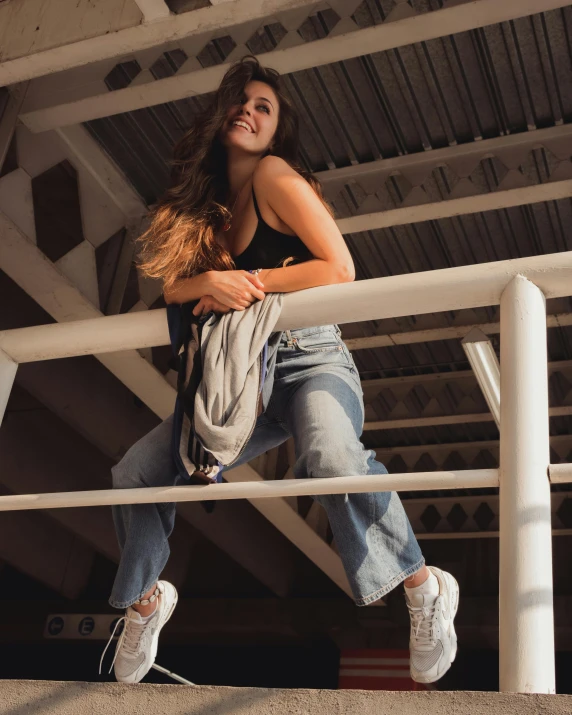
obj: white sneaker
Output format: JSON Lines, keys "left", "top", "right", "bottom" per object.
{"left": 406, "top": 566, "right": 459, "bottom": 684}
{"left": 100, "top": 581, "right": 178, "bottom": 684}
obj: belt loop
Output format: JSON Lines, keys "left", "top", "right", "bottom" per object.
{"left": 285, "top": 329, "right": 294, "bottom": 347}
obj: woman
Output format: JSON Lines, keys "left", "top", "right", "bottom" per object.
{"left": 105, "top": 57, "right": 459, "bottom": 686}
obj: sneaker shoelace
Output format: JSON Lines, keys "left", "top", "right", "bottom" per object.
{"left": 99, "top": 612, "right": 152, "bottom": 675}
{"left": 407, "top": 600, "right": 437, "bottom": 646}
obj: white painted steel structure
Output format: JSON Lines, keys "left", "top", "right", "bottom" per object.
{"left": 0, "top": 469, "right": 499, "bottom": 512}
{"left": 1, "top": 253, "right": 572, "bottom": 694}
{"left": 499, "top": 277, "right": 555, "bottom": 694}
{"left": 133, "top": 0, "right": 171, "bottom": 23}
{"left": 1, "top": 0, "right": 570, "bottom": 696}
{"left": 549, "top": 463, "right": 572, "bottom": 484}
{"left": 15, "top": 0, "right": 572, "bottom": 130}
{"left": 462, "top": 329, "right": 501, "bottom": 428}
{"left": 2, "top": 251, "right": 572, "bottom": 363}
{"left": 0, "top": 0, "right": 322, "bottom": 86}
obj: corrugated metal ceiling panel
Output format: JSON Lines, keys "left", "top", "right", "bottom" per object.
{"left": 86, "top": 6, "right": 572, "bottom": 198}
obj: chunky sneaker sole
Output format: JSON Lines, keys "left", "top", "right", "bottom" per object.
{"left": 113, "top": 581, "right": 178, "bottom": 684}
{"left": 409, "top": 566, "right": 459, "bottom": 684}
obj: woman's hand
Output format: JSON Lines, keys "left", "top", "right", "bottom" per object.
{"left": 192, "top": 295, "right": 232, "bottom": 317}
{"left": 205, "top": 270, "right": 265, "bottom": 310}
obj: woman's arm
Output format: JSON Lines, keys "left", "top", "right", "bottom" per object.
{"left": 164, "top": 269, "right": 265, "bottom": 307}
{"left": 253, "top": 156, "right": 355, "bottom": 293}
{"left": 163, "top": 272, "right": 211, "bottom": 304}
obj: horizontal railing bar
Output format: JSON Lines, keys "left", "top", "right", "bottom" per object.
{"left": 0, "top": 309, "right": 169, "bottom": 364}
{"left": 277, "top": 252, "right": 572, "bottom": 332}
{"left": 0, "top": 469, "right": 499, "bottom": 512}
{"left": 548, "top": 463, "right": 572, "bottom": 484}
{"left": 2, "top": 252, "right": 572, "bottom": 363}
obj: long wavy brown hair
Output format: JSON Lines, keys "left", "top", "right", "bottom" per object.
{"left": 136, "top": 56, "right": 331, "bottom": 289}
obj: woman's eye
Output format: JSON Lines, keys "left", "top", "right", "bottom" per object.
{"left": 258, "top": 105, "right": 270, "bottom": 114}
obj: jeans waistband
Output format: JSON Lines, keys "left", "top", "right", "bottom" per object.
{"left": 279, "top": 325, "right": 340, "bottom": 344}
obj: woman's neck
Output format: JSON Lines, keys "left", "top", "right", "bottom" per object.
{"left": 226, "top": 151, "right": 261, "bottom": 198}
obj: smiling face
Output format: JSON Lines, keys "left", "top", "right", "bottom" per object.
{"left": 220, "top": 80, "right": 280, "bottom": 156}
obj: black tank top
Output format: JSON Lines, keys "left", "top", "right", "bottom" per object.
{"left": 233, "top": 189, "right": 312, "bottom": 271}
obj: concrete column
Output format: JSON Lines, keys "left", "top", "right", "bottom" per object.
{"left": 499, "top": 275, "right": 555, "bottom": 693}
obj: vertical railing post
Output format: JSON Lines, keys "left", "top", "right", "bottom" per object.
{"left": 499, "top": 275, "right": 555, "bottom": 693}
{"left": 0, "top": 348, "right": 17, "bottom": 427}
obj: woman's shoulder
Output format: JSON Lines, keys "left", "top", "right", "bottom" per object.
{"left": 252, "top": 156, "right": 304, "bottom": 209}
{"left": 254, "top": 155, "right": 298, "bottom": 183}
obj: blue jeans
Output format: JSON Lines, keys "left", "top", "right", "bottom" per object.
{"left": 110, "top": 325, "right": 424, "bottom": 609}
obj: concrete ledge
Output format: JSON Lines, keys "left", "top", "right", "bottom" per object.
{"left": 0, "top": 681, "right": 571, "bottom": 715}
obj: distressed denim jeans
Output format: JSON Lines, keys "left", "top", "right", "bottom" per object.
{"left": 110, "top": 325, "right": 424, "bottom": 609}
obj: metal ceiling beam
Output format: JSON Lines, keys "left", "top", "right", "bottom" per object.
{"left": 363, "top": 405, "right": 572, "bottom": 432}
{"left": 365, "top": 412, "right": 496, "bottom": 431}
{"left": 316, "top": 124, "right": 572, "bottom": 189}
{"left": 17, "top": 0, "right": 571, "bottom": 131}
{"left": 0, "top": 0, "right": 321, "bottom": 86}
{"left": 55, "top": 124, "right": 146, "bottom": 219}
{"left": 374, "top": 434, "right": 572, "bottom": 458}
{"left": 336, "top": 179, "right": 572, "bottom": 236}
{"left": 133, "top": 0, "right": 171, "bottom": 23}
{"left": 362, "top": 369, "right": 475, "bottom": 392}
{"left": 345, "top": 313, "right": 572, "bottom": 352}
{"left": 361, "top": 359, "right": 572, "bottom": 395}
{"left": 0, "top": 83, "right": 28, "bottom": 173}
{"left": 375, "top": 439, "right": 500, "bottom": 457}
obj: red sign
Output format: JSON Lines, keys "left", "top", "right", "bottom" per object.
{"left": 339, "top": 649, "right": 428, "bottom": 691}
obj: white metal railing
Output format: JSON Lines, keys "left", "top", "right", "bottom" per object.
{"left": 0, "top": 468, "right": 500, "bottom": 511}
{"left": 548, "top": 464, "right": 572, "bottom": 483}
{"left": 2, "top": 250, "right": 572, "bottom": 363}
{"left": 2, "top": 249, "right": 572, "bottom": 695}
